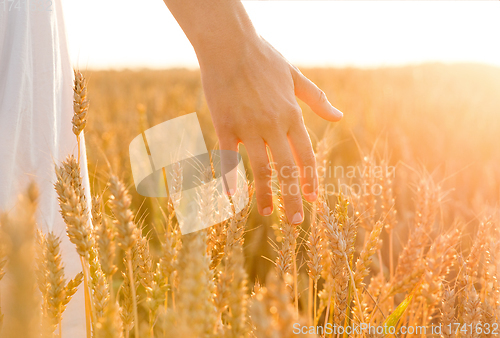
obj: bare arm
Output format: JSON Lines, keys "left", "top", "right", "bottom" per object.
{"left": 163, "top": 0, "right": 343, "bottom": 223}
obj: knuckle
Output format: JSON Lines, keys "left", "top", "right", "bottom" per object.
{"left": 289, "top": 104, "right": 302, "bottom": 117}
{"left": 267, "top": 114, "right": 281, "bottom": 128}
{"left": 218, "top": 135, "right": 238, "bottom": 149}
{"left": 256, "top": 113, "right": 280, "bottom": 132}
{"left": 254, "top": 164, "right": 272, "bottom": 181}
{"left": 216, "top": 124, "right": 238, "bottom": 141}
{"left": 301, "top": 149, "right": 316, "bottom": 168}
{"left": 284, "top": 191, "right": 303, "bottom": 205}
{"left": 258, "top": 189, "right": 273, "bottom": 201}
{"left": 285, "top": 104, "right": 303, "bottom": 125}
{"left": 317, "top": 90, "right": 327, "bottom": 104}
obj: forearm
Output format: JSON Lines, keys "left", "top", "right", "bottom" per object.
{"left": 163, "top": 0, "right": 259, "bottom": 65}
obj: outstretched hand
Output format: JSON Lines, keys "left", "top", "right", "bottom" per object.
{"left": 199, "top": 36, "right": 343, "bottom": 223}
{"left": 163, "top": 0, "right": 343, "bottom": 223}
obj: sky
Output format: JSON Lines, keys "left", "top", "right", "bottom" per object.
{"left": 62, "top": 1, "right": 500, "bottom": 70}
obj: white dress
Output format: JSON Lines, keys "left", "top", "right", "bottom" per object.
{"left": 0, "top": 0, "right": 89, "bottom": 336}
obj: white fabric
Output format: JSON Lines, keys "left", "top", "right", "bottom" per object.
{"left": 0, "top": 1, "right": 88, "bottom": 336}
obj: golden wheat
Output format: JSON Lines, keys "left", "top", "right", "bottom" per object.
{"left": 1, "top": 66, "right": 500, "bottom": 338}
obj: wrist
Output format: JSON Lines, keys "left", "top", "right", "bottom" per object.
{"left": 195, "top": 30, "right": 261, "bottom": 71}
{"left": 183, "top": 2, "right": 259, "bottom": 66}
{"left": 195, "top": 26, "right": 258, "bottom": 58}
{"left": 164, "top": 0, "right": 260, "bottom": 68}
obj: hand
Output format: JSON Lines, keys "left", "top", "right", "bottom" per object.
{"left": 198, "top": 35, "right": 343, "bottom": 224}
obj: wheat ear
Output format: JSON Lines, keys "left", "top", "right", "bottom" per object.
{"left": 62, "top": 272, "right": 84, "bottom": 314}
{"left": 108, "top": 175, "right": 139, "bottom": 338}
{"left": 45, "top": 232, "right": 68, "bottom": 334}
{"left": 274, "top": 190, "right": 299, "bottom": 315}
{"left": 93, "top": 196, "right": 117, "bottom": 296}
{"left": 354, "top": 220, "right": 383, "bottom": 294}
{"left": 420, "top": 229, "right": 460, "bottom": 311}
{"left": 249, "top": 272, "right": 297, "bottom": 338}
{"left": 318, "top": 199, "right": 346, "bottom": 328}
{"left": 463, "top": 283, "right": 482, "bottom": 338}
{"left": 95, "top": 301, "right": 124, "bottom": 338}
{"left": 176, "top": 231, "right": 217, "bottom": 336}
{"left": 226, "top": 245, "right": 249, "bottom": 337}
{"left": 134, "top": 231, "right": 163, "bottom": 337}
{"left": 72, "top": 70, "right": 89, "bottom": 164}
{"left": 159, "top": 222, "right": 180, "bottom": 311}
{"left": 35, "top": 230, "right": 48, "bottom": 318}
{"left": 440, "top": 289, "right": 456, "bottom": 338}
{"left": 72, "top": 69, "right": 89, "bottom": 137}
{"left": 392, "top": 177, "right": 439, "bottom": 293}
{"left": 55, "top": 156, "right": 93, "bottom": 336}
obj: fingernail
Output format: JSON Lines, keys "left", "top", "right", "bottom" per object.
{"left": 308, "top": 192, "right": 317, "bottom": 201}
{"left": 228, "top": 189, "right": 235, "bottom": 196}
{"left": 332, "top": 107, "right": 343, "bottom": 119}
{"left": 291, "top": 212, "right": 303, "bottom": 224}
{"left": 262, "top": 207, "right": 272, "bottom": 216}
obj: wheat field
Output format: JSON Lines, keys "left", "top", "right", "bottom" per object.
{"left": 1, "top": 64, "right": 500, "bottom": 337}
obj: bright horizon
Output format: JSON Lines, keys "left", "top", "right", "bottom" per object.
{"left": 62, "top": 1, "right": 500, "bottom": 70}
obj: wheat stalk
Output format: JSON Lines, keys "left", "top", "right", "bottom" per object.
{"left": 306, "top": 201, "right": 322, "bottom": 324}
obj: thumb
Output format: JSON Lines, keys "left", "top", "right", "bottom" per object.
{"left": 291, "top": 66, "right": 343, "bottom": 122}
